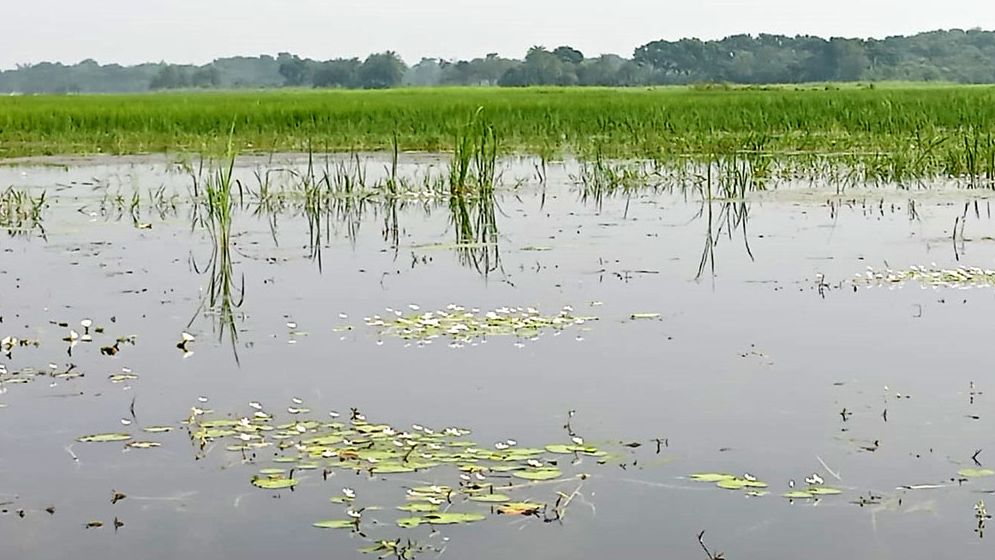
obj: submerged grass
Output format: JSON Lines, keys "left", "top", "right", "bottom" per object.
{"left": 0, "top": 186, "right": 46, "bottom": 235}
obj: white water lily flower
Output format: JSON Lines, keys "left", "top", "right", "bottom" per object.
{"left": 248, "top": 401, "right": 263, "bottom": 410}
{"left": 342, "top": 488, "right": 356, "bottom": 498}
{"left": 805, "top": 473, "right": 824, "bottom": 485}
{"left": 180, "top": 332, "right": 195, "bottom": 342}
{"left": 571, "top": 436, "right": 584, "bottom": 445}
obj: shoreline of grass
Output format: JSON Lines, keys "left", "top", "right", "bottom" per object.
{"left": 2, "top": 86, "right": 994, "bottom": 182}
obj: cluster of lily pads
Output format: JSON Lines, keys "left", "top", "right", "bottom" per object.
{"left": 690, "top": 472, "right": 843, "bottom": 500}
{"left": 172, "top": 403, "right": 614, "bottom": 553}
{"left": 363, "top": 305, "right": 595, "bottom": 345}
{"left": 855, "top": 266, "right": 995, "bottom": 288}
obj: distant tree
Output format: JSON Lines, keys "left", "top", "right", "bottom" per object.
{"left": 191, "top": 65, "right": 221, "bottom": 88}
{"left": 829, "top": 38, "right": 870, "bottom": 81}
{"left": 553, "top": 46, "right": 585, "bottom": 65}
{"left": 278, "top": 53, "right": 311, "bottom": 86}
{"left": 356, "top": 51, "right": 407, "bottom": 89}
{"left": 499, "top": 46, "right": 577, "bottom": 86}
{"left": 5, "top": 30, "right": 995, "bottom": 94}
{"left": 149, "top": 65, "right": 190, "bottom": 90}
{"left": 313, "top": 58, "right": 360, "bottom": 88}
{"left": 405, "top": 58, "right": 443, "bottom": 86}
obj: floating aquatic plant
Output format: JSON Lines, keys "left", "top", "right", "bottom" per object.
{"left": 364, "top": 305, "right": 595, "bottom": 345}
{"left": 176, "top": 403, "right": 624, "bottom": 555}
{"left": 855, "top": 265, "right": 995, "bottom": 288}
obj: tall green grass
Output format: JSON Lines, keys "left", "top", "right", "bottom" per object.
{"left": 2, "top": 86, "right": 994, "bottom": 167}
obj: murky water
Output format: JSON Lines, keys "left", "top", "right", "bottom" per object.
{"left": 3, "top": 155, "right": 995, "bottom": 559}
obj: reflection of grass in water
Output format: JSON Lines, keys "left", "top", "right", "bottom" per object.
{"left": 448, "top": 110, "right": 502, "bottom": 275}
{"left": 190, "top": 136, "right": 244, "bottom": 361}
{"left": 695, "top": 199, "right": 753, "bottom": 280}
{"left": 0, "top": 187, "right": 46, "bottom": 237}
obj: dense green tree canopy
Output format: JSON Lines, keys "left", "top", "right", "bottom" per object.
{"left": 3, "top": 29, "right": 995, "bottom": 93}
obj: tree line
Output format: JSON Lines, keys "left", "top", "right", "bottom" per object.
{"left": 3, "top": 29, "right": 995, "bottom": 93}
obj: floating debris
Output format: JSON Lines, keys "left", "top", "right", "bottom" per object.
{"left": 365, "top": 305, "right": 596, "bottom": 344}
{"left": 855, "top": 265, "right": 995, "bottom": 288}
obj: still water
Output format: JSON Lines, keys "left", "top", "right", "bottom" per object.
{"left": 1, "top": 155, "right": 994, "bottom": 559}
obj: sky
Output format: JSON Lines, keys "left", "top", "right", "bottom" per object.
{"left": 2, "top": 0, "right": 993, "bottom": 69}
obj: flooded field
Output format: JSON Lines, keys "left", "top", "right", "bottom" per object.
{"left": 3, "top": 153, "right": 995, "bottom": 559}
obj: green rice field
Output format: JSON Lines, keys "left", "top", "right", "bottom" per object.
{"left": 3, "top": 86, "right": 995, "bottom": 176}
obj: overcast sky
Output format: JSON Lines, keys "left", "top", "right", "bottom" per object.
{"left": 2, "top": 0, "right": 993, "bottom": 69}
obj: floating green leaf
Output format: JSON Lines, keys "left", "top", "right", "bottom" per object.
{"left": 545, "top": 444, "right": 600, "bottom": 455}
{"left": 689, "top": 473, "right": 737, "bottom": 483}
{"left": 313, "top": 519, "right": 357, "bottom": 529}
{"left": 630, "top": 313, "right": 661, "bottom": 320}
{"left": 497, "top": 502, "right": 544, "bottom": 515}
{"left": 251, "top": 477, "right": 297, "bottom": 490}
{"left": 396, "top": 517, "right": 423, "bottom": 528}
{"left": 715, "top": 478, "right": 768, "bottom": 490}
{"left": 513, "top": 468, "right": 562, "bottom": 481}
{"left": 422, "top": 512, "right": 486, "bottom": 525}
{"left": 397, "top": 503, "right": 439, "bottom": 513}
{"left": 469, "top": 493, "right": 511, "bottom": 503}
{"left": 142, "top": 426, "right": 174, "bottom": 434}
{"left": 371, "top": 463, "right": 417, "bottom": 474}
{"left": 77, "top": 433, "right": 132, "bottom": 443}
{"left": 959, "top": 468, "right": 995, "bottom": 478}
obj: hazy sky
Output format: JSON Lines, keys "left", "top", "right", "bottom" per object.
{"left": 3, "top": 0, "right": 993, "bottom": 69}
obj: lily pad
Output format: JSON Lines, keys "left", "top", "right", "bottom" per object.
{"left": 545, "top": 444, "right": 600, "bottom": 455}
{"left": 251, "top": 477, "right": 297, "bottom": 490}
{"left": 689, "top": 473, "right": 737, "bottom": 483}
{"left": 808, "top": 487, "right": 843, "bottom": 495}
{"left": 77, "top": 433, "right": 132, "bottom": 443}
{"left": 371, "top": 463, "right": 417, "bottom": 474}
{"left": 422, "top": 512, "right": 486, "bottom": 525}
{"left": 783, "top": 490, "right": 814, "bottom": 499}
{"left": 396, "top": 517, "right": 423, "bottom": 528}
{"left": 313, "top": 519, "right": 357, "bottom": 529}
{"left": 630, "top": 313, "right": 661, "bottom": 320}
{"left": 469, "top": 493, "right": 511, "bottom": 503}
{"left": 959, "top": 468, "right": 995, "bottom": 478}
{"left": 513, "top": 468, "right": 563, "bottom": 481}
{"left": 716, "top": 478, "right": 768, "bottom": 490}
{"left": 397, "top": 503, "right": 439, "bottom": 513}
{"left": 142, "top": 426, "right": 174, "bottom": 434}
{"left": 497, "top": 502, "right": 544, "bottom": 515}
